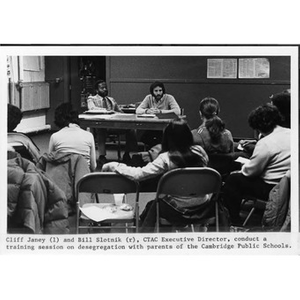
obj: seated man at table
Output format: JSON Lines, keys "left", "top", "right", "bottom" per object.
{"left": 87, "top": 80, "right": 138, "bottom": 167}
{"left": 136, "top": 81, "right": 181, "bottom": 148}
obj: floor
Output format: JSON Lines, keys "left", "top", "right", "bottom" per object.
{"left": 30, "top": 131, "right": 265, "bottom": 233}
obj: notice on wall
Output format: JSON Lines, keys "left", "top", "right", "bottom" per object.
{"left": 238, "top": 58, "right": 270, "bottom": 78}
{"left": 207, "top": 58, "right": 237, "bottom": 78}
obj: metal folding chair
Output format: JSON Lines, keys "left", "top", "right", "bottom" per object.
{"left": 155, "top": 167, "right": 222, "bottom": 233}
{"left": 76, "top": 172, "right": 140, "bottom": 234}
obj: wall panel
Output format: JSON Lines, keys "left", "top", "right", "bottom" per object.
{"left": 107, "top": 56, "right": 290, "bottom": 137}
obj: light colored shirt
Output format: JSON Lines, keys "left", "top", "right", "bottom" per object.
{"left": 49, "top": 124, "right": 96, "bottom": 171}
{"left": 242, "top": 126, "right": 290, "bottom": 185}
{"left": 102, "top": 145, "right": 210, "bottom": 208}
{"left": 136, "top": 94, "right": 181, "bottom": 115}
{"left": 87, "top": 94, "right": 121, "bottom": 112}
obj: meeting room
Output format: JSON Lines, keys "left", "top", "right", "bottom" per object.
{"left": 5, "top": 46, "right": 296, "bottom": 235}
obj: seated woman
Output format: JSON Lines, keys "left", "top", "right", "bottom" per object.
{"left": 191, "top": 97, "right": 233, "bottom": 154}
{"left": 102, "top": 119, "right": 211, "bottom": 232}
{"left": 222, "top": 103, "right": 291, "bottom": 226}
{"left": 48, "top": 102, "right": 97, "bottom": 171}
{"left": 236, "top": 89, "right": 291, "bottom": 156}
{"left": 38, "top": 103, "right": 96, "bottom": 214}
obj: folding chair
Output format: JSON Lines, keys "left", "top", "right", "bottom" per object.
{"left": 76, "top": 172, "right": 140, "bottom": 234}
{"left": 8, "top": 132, "right": 40, "bottom": 164}
{"left": 240, "top": 197, "right": 266, "bottom": 227}
{"left": 241, "top": 171, "right": 290, "bottom": 229}
{"left": 155, "top": 167, "right": 222, "bottom": 233}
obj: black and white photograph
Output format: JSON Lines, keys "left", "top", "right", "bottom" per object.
{"left": 1, "top": 1, "right": 300, "bottom": 300}
{"left": 1, "top": 45, "right": 298, "bottom": 252}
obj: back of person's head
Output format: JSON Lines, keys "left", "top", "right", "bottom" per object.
{"left": 162, "top": 119, "right": 208, "bottom": 167}
{"left": 205, "top": 115, "right": 226, "bottom": 143}
{"left": 248, "top": 103, "right": 281, "bottom": 134}
{"left": 199, "top": 97, "right": 220, "bottom": 119}
{"left": 150, "top": 81, "right": 165, "bottom": 95}
{"left": 8, "top": 103, "right": 23, "bottom": 132}
{"left": 54, "top": 103, "right": 79, "bottom": 129}
{"left": 270, "top": 91, "right": 290, "bottom": 128}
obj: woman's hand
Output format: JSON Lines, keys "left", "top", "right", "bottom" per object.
{"left": 101, "top": 162, "right": 119, "bottom": 172}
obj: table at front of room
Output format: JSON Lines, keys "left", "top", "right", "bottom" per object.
{"left": 79, "top": 113, "right": 176, "bottom": 192}
{"left": 78, "top": 113, "right": 176, "bottom": 131}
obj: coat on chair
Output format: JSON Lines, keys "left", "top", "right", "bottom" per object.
{"left": 36, "top": 151, "right": 91, "bottom": 214}
{"left": 8, "top": 152, "right": 69, "bottom": 234}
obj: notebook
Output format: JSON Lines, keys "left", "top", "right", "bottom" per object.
{"left": 155, "top": 112, "right": 179, "bottom": 120}
{"left": 84, "top": 109, "right": 115, "bottom": 115}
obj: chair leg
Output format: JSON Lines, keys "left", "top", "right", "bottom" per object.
{"left": 190, "top": 224, "right": 195, "bottom": 232}
{"left": 117, "top": 134, "right": 121, "bottom": 161}
{"left": 215, "top": 201, "right": 219, "bottom": 232}
{"left": 156, "top": 200, "right": 160, "bottom": 233}
{"left": 242, "top": 207, "right": 256, "bottom": 227}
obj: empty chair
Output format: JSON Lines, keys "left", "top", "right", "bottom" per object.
{"left": 76, "top": 172, "right": 140, "bottom": 234}
{"left": 155, "top": 167, "right": 222, "bottom": 232}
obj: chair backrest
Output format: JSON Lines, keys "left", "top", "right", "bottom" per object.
{"left": 262, "top": 171, "right": 290, "bottom": 230}
{"left": 8, "top": 132, "right": 40, "bottom": 164}
{"left": 76, "top": 172, "right": 139, "bottom": 206}
{"left": 156, "top": 167, "right": 222, "bottom": 198}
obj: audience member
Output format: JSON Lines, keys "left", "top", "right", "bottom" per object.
{"left": 48, "top": 102, "right": 97, "bottom": 171}
{"left": 222, "top": 104, "right": 290, "bottom": 226}
{"left": 270, "top": 90, "right": 291, "bottom": 128}
{"left": 7, "top": 103, "right": 40, "bottom": 164}
{"left": 237, "top": 89, "right": 291, "bottom": 156}
{"left": 191, "top": 97, "right": 234, "bottom": 154}
{"left": 102, "top": 119, "right": 211, "bottom": 232}
{"left": 136, "top": 81, "right": 181, "bottom": 148}
{"left": 87, "top": 80, "right": 138, "bottom": 167}
{"left": 132, "top": 96, "right": 234, "bottom": 168}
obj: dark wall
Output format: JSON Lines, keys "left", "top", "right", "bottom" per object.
{"left": 45, "top": 56, "right": 70, "bottom": 130}
{"left": 107, "top": 56, "right": 290, "bottom": 138}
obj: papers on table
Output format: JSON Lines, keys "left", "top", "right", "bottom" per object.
{"left": 79, "top": 113, "right": 114, "bottom": 120}
{"left": 235, "top": 157, "right": 250, "bottom": 165}
{"left": 137, "top": 114, "right": 156, "bottom": 118}
{"left": 84, "top": 109, "right": 115, "bottom": 114}
{"left": 237, "top": 144, "right": 244, "bottom": 151}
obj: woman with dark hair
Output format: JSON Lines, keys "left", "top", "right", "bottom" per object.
{"left": 222, "top": 103, "right": 290, "bottom": 225}
{"left": 191, "top": 97, "right": 233, "bottom": 154}
{"left": 102, "top": 119, "right": 210, "bottom": 232}
{"left": 270, "top": 90, "right": 291, "bottom": 128}
{"left": 49, "top": 103, "right": 97, "bottom": 171}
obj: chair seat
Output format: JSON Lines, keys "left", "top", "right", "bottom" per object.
{"left": 80, "top": 203, "right": 135, "bottom": 223}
